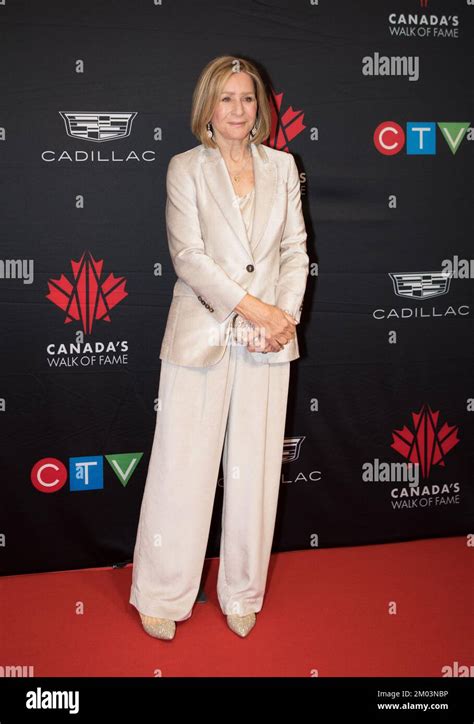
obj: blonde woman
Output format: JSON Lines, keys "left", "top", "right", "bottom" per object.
{"left": 129, "top": 55, "right": 309, "bottom": 639}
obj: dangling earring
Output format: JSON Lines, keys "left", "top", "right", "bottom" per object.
{"left": 206, "top": 122, "right": 213, "bottom": 139}
{"left": 250, "top": 123, "right": 257, "bottom": 138}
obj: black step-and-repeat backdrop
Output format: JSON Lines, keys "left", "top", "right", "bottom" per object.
{"left": 1, "top": 1, "right": 472, "bottom": 576}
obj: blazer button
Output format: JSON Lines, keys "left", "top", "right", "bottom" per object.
{"left": 246, "top": 264, "right": 254, "bottom": 272}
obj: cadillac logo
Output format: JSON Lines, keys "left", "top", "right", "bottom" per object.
{"left": 389, "top": 271, "right": 452, "bottom": 300}
{"left": 59, "top": 111, "right": 138, "bottom": 143}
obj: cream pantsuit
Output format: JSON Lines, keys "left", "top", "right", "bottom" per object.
{"left": 129, "top": 338, "right": 290, "bottom": 621}
{"left": 129, "top": 141, "right": 308, "bottom": 622}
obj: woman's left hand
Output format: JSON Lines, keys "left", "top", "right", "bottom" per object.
{"left": 246, "top": 310, "right": 297, "bottom": 354}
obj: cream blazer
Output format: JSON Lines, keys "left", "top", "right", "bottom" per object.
{"left": 159, "top": 141, "right": 309, "bottom": 367}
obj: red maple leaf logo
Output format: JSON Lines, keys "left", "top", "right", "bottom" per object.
{"left": 267, "top": 90, "right": 306, "bottom": 152}
{"left": 391, "top": 404, "right": 460, "bottom": 480}
{"left": 46, "top": 251, "right": 128, "bottom": 334}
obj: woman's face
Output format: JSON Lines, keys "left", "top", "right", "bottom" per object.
{"left": 210, "top": 72, "right": 257, "bottom": 143}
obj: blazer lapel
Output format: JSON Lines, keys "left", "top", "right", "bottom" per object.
{"left": 201, "top": 141, "right": 277, "bottom": 260}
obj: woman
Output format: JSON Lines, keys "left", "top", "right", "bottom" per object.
{"left": 129, "top": 55, "right": 309, "bottom": 639}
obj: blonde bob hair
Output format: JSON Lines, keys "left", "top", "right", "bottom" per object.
{"left": 190, "top": 55, "right": 271, "bottom": 148}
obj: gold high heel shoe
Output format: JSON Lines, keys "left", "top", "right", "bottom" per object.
{"left": 139, "top": 613, "right": 176, "bottom": 640}
{"left": 226, "top": 612, "right": 257, "bottom": 638}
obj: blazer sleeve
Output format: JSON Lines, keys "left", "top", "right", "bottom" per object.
{"left": 165, "top": 155, "right": 248, "bottom": 323}
{"left": 274, "top": 154, "right": 309, "bottom": 324}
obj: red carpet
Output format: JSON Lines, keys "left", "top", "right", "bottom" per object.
{"left": 1, "top": 536, "right": 472, "bottom": 677}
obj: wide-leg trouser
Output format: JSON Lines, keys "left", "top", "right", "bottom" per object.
{"left": 129, "top": 339, "right": 290, "bottom": 621}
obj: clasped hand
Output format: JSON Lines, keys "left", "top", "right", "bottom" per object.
{"left": 246, "top": 305, "right": 297, "bottom": 354}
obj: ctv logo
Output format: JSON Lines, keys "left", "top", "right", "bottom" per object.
{"left": 374, "top": 121, "right": 470, "bottom": 155}
{"left": 30, "top": 453, "right": 143, "bottom": 492}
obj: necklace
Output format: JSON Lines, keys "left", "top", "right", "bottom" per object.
{"left": 225, "top": 146, "right": 251, "bottom": 183}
